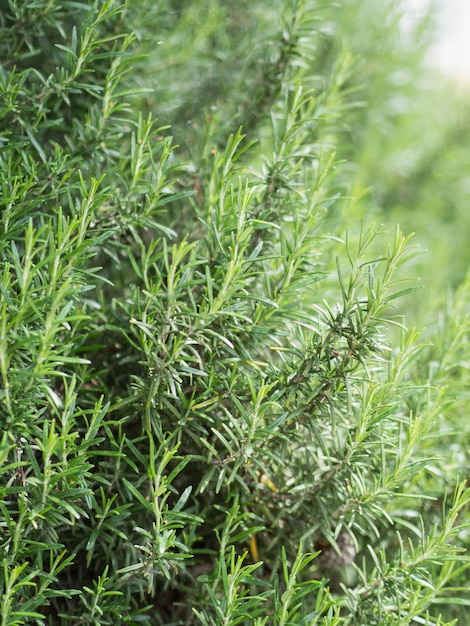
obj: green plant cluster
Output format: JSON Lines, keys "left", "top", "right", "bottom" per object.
{"left": 1, "top": 1, "right": 470, "bottom": 625}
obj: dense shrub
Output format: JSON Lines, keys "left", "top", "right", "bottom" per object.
{"left": 1, "top": 1, "right": 469, "bottom": 624}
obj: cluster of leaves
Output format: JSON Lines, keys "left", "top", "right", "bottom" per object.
{"left": 1, "top": 0, "right": 469, "bottom": 624}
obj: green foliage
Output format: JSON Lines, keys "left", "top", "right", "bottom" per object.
{"left": 1, "top": 0, "right": 469, "bottom": 624}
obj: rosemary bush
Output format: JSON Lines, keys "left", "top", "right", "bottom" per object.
{"left": 1, "top": 1, "right": 469, "bottom": 624}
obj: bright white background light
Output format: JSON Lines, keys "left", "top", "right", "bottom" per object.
{"left": 406, "top": 0, "right": 470, "bottom": 81}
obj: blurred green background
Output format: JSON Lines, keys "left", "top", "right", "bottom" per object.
{"left": 128, "top": 0, "right": 470, "bottom": 326}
